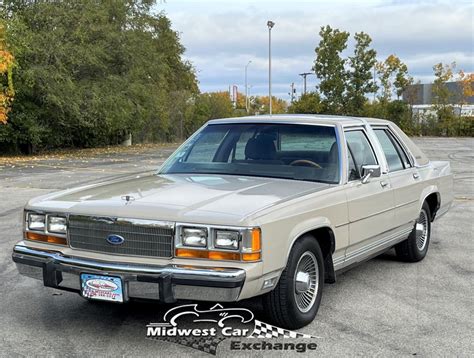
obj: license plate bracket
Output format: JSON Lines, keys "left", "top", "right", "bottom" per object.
{"left": 80, "top": 273, "right": 123, "bottom": 303}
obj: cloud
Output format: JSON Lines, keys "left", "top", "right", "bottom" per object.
{"left": 160, "top": 0, "right": 473, "bottom": 99}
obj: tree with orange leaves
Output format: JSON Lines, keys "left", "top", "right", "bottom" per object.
{"left": 0, "top": 21, "right": 14, "bottom": 124}
{"left": 457, "top": 70, "right": 474, "bottom": 112}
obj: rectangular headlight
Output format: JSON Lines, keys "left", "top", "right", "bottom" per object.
{"left": 181, "top": 227, "right": 207, "bottom": 247}
{"left": 28, "top": 213, "right": 45, "bottom": 231}
{"left": 47, "top": 216, "right": 67, "bottom": 234}
{"left": 175, "top": 225, "right": 261, "bottom": 262}
{"left": 214, "top": 230, "right": 239, "bottom": 250}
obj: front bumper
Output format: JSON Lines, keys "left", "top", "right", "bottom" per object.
{"left": 12, "top": 242, "right": 246, "bottom": 302}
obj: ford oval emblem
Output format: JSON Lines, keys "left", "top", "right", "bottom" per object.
{"left": 106, "top": 234, "right": 125, "bottom": 245}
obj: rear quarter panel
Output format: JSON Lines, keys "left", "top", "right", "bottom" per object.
{"left": 418, "top": 161, "right": 453, "bottom": 214}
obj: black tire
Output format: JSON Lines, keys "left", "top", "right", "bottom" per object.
{"left": 395, "top": 202, "right": 431, "bottom": 262}
{"left": 262, "top": 235, "right": 324, "bottom": 329}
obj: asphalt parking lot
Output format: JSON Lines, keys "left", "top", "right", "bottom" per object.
{"left": 0, "top": 138, "right": 472, "bottom": 357}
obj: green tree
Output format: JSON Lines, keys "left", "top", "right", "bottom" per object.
{"left": 363, "top": 100, "right": 417, "bottom": 135}
{"left": 287, "top": 92, "right": 324, "bottom": 114}
{"left": 432, "top": 62, "right": 456, "bottom": 106}
{"left": 313, "top": 25, "right": 349, "bottom": 114}
{"left": 345, "top": 32, "right": 377, "bottom": 116}
{"left": 376, "top": 55, "right": 412, "bottom": 102}
{"left": 432, "top": 62, "right": 456, "bottom": 135}
{"left": 394, "top": 62, "right": 412, "bottom": 99}
{"left": 185, "top": 92, "right": 234, "bottom": 136}
{"left": 0, "top": 0, "right": 197, "bottom": 153}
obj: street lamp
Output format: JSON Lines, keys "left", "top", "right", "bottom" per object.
{"left": 247, "top": 85, "right": 253, "bottom": 112}
{"left": 267, "top": 20, "right": 275, "bottom": 115}
{"left": 245, "top": 60, "right": 252, "bottom": 114}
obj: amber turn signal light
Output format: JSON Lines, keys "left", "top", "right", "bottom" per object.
{"left": 208, "top": 251, "right": 240, "bottom": 261}
{"left": 176, "top": 248, "right": 240, "bottom": 261}
{"left": 175, "top": 248, "right": 208, "bottom": 259}
{"left": 242, "top": 252, "right": 261, "bottom": 261}
{"left": 26, "top": 232, "right": 67, "bottom": 245}
{"left": 251, "top": 228, "right": 261, "bottom": 251}
{"left": 238, "top": 228, "right": 261, "bottom": 261}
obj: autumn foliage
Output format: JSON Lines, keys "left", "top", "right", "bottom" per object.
{"left": 0, "top": 22, "right": 14, "bottom": 124}
{"left": 458, "top": 70, "right": 474, "bottom": 104}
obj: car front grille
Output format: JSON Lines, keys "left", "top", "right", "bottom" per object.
{"left": 68, "top": 215, "right": 174, "bottom": 258}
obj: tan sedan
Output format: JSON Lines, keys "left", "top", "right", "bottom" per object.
{"left": 13, "top": 115, "right": 453, "bottom": 329}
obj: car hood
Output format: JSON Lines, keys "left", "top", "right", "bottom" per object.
{"left": 28, "top": 174, "right": 331, "bottom": 225}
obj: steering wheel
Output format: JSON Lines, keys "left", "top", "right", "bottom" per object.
{"left": 289, "top": 159, "right": 322, "bottom": 169}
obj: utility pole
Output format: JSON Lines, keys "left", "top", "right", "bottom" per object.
{"left": 299, "top": 72, "right": 313, "bottom": 95}
{"left": 245, "top": 60, "right": 252, "bottom": 113}
{"left": 289, "top": 83, "right": 296, "bottom": 103}
{"left": 267, "top": 20, "right": 275, "bottom": 114}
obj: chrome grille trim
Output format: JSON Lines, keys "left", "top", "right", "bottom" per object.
{"left": 68, "top": 215, "right": 174, "bottom": 258}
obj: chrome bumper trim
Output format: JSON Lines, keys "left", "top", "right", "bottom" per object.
{"left": 12, "top": 242, "right": 246, "bottom": 302}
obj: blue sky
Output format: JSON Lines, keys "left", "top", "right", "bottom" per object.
{"left": 156, "top": 0, "right": 473, "bottom": 100}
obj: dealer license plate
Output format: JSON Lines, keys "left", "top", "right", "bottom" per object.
{"left": 80, "top": 273, "right": 123, "bottom": 303}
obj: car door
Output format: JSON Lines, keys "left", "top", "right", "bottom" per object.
{"left": 373, "top": 127, "right": 421, "bottom": 231}
{"left": 343, "top": 128, "right": 396, "bottom": 265}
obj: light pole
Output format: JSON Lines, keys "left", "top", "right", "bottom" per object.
{"left": 245, "top": 60, "right": 252, "bottom": 113}
{"left": 267, "top": 20, "right": 275, "bottom": 115}
{"left": 247, "top": 85, "right": 253, "bottom": 113}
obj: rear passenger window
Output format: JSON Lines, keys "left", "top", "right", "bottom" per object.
{"left": 345, "top": 130, "right": 378, "bottom": 176}
{"left": 280, "top": 129, "right": 335, "bottom": 152}
{"left": 374, "top": 129, "right": 410, "bottom": 172}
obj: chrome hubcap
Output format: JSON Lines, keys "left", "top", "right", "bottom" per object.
{"left": 293, "top": 251, "right": 318, "bottom": 313}
{"left": 295, "top": 272, "right": 311, "bottom": 293}
{"left": 416, "top": 209, "right": 429, "bottom": 251}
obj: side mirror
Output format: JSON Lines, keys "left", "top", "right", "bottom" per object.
{"left": 361, "top": 164, "right": 381, "bottom": 184}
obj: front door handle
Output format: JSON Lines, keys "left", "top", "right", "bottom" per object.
{"left": 380, "top": 181, "right": 389, "bottom": 188}
{"left": 413, "top": 173, "right": 420, "bottom": 179}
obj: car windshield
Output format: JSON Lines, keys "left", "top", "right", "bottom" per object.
{"left": 159, "top": 123, "right": 340, "bottom": 184}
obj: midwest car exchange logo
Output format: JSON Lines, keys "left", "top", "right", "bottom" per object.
{"left": 146, "top": 304, "right": 318, "bottom": 355}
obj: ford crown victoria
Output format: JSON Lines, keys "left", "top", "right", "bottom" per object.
{"left": 12, "top": 115, "right": 453, "bottom": 329}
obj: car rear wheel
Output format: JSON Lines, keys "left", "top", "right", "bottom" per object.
{"left": 262, "top": 235, "right": 324, "bottom": 329}
{"left": 395, "top": 201, "right": 431, "bottom": 262}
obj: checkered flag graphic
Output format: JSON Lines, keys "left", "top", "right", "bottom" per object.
{"left": 81, "top": 282, "right": 93, "bottom": 298}
{"left": 249, "top": 319, "right": 317, "bottom": 339}
{"left": 148, "top": 334, "right": 225, "bottom": 355}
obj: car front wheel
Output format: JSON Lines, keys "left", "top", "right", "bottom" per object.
{"left": 262, "top": 235, "right": 324, "bottom": 329}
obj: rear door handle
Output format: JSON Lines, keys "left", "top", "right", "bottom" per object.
{"left": 380, "top": 181, "right": 389, "bottom": 188}
{"left": 413, "top": 173, "right": 420, "bottom": 179}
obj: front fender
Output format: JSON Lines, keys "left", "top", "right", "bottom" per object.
{"left": 286, "top": 217, "right": 335, "bottom": 262}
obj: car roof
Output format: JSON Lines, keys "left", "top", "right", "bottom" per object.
{"left": 207, "top": 114, "right": 391, "bottom": 127}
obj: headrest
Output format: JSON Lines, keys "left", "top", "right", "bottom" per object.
{"left": 245, "top": 134, "right": 276, "bottom": 160}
